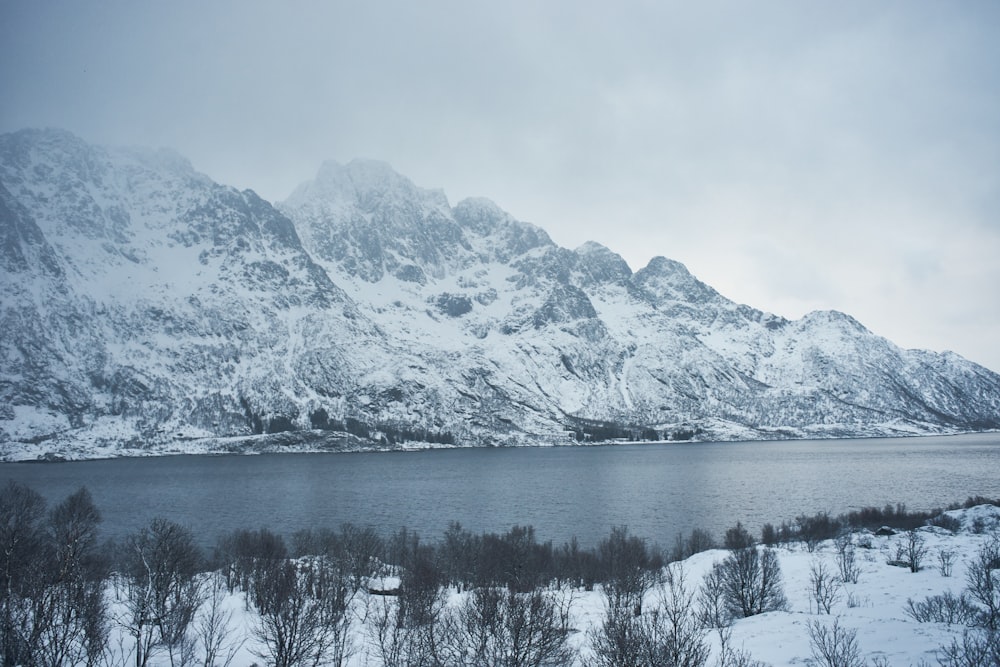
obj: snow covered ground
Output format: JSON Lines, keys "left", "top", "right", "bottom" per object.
{"left": 95, "top": 504, "right": 1000, "bottom": 666}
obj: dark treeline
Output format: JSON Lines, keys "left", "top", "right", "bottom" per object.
{"left": 217, "top": 522, "right": 661, "bottom": 597}
{"left": 757, "top": 496, "right": 1000, "bottom": 550}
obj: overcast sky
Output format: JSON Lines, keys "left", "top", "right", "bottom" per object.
{"left": 2, "top": 0, "right": 999, "bottom": 372}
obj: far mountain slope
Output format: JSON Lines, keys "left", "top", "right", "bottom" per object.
{"left": 1, "top": 130, "right": 998, "bottom": 458}
{"left": 278, "top": 158, "right": 1000, "bottom": 442}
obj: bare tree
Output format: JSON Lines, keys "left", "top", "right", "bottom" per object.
{"left": 671, "top": 529, "right": 716, "bottom": 562}
{"left": 195, "top": 573, "right": 244, "bottom": 667}
{"left": 0, "top": 481, "right": 50, "bottom": 667}
{"left": 118, "top": 518, "right": 204, "bottom": 667}
{"left": 723, "top": 523, "right": 755, "bottom": 551}
{"left": 834, "top": 536, "right": 860, "bottom": 585}
{"left": 714, "top": 547, "right": 788, "bottom": 620}
{"left": 337, "top": 524, "right": 382, "bottom": 594}
{"left": 216, "top": 528, "right": 287, "bottom": 600}
{"left": 367, "top": 535, "right": 449, "bottom": 667}
{"left": 599, "top": 527, "right": 655, "bottom": 617}
{"left": 589, "top": 592, "right": 644, "bottom": 667}
{"left": 38, "top": 487, "right": 109, "bottom": 667}
{"left": 965, "top": 537, "right": 1000, "bottom": 630}
{"left": 367, "top": 594, "right": 409, "bottom": 667}
{"left": 591, "top": 565, "right": 708, "bottom": 667}
{"left": 697, "top": 565, "right": 729, "bottom": 631}
{"left": 250, "top": 557, "right": 353, "bottom": 667}
{"left": 441, "top": 521, "right": 476, "bottom": 593}
{"left": 638, "top": 565, "right": 709, "bottom": 667}
{"left": 809, "top": 560, "right": 841, "bottom": 615}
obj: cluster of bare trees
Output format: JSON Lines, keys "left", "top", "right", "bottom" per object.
{"left": 0, "top": 479, "right": 790, "bottom": 667}
{"left": 7, "top": 478, "right": 997, "bottom": 667}
{"left": 0, "top": 483, "right": 244, "bottom": 667}
{"left": 588, "top": 524, "right": 787, "bottom": 667}
{"left": 211, "top": 522, "right": 580, "bottom": 666}
{"left": 1, "top": 483, "right": 107, "bottom": 667}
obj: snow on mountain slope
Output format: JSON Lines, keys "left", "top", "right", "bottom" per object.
{"left": 0, "top": 130, "right": 396, "bottom": 454}
{"left": 279, "top": 155, "right": 1000, "bottom": 442}
{"left": 2, "top": 129, "right": 999, "bottom": 458}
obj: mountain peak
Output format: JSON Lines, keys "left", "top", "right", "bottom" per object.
{"left": 287, "top": 158, "right": 450, "bottom": 214}
{"left": 633, "top": 256, "right": 721, "bottom": 304}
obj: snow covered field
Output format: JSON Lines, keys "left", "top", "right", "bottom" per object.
{"left": 95, "top": 504, "right": 1000, "bottom": 666}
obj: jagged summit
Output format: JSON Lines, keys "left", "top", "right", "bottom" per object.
{"left": 633, "top": 255, "right": 722, "bottom": 305}
{"left": 2, "top": 129, "right": 999, "bottom": 458}
{"left": 292, "top": 158, "right": 451, "bottom": 214}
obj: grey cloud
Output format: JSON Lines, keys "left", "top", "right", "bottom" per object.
{"left": 1, "top": 0, "right": 998, "bottom": 370}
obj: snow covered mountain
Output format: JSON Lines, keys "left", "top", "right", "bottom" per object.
{"left": 2, "top": 129, "right": 998, "bottom": 458}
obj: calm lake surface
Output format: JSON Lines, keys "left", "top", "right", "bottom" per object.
{"left": 3, "top": 433, "right": 999, "bottom": 549}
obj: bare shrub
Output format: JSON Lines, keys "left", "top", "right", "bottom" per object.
{"left": 835, "top": 535, "right": 861, "bottom": 584}
{"left": 845, "top": 592, "right": 868, "bottom": 609}
{"left": 906, "top": 531, "right": 929, "bottom": 573}
{"left": 938, "top": 548, "right": 957, "bottom": 578}
{"left": 368, "top": 530, "right": 450, "bottom": 667}
{"left": 797, "top": 513, "right": 839, "bottom": 553}
{"left": 714, "top": 626, "right": 768, "bottom": 667}
{"left": 367, "top": 590, "right": 451, "bottom": 667}
{"left": 806, "top": 619, "right": 865, "bottom": 667}
{"left": 904, "top": 591, "right": 979, "bottom": 625}
{"left": 888, "top": 532, "right": 929, "bottom": 573}
{"left": 936, "top": 627, "right": 1000, "bottom": 667}
{"left": 928, "top": 513, "right": 962, "bottom": 533}
{"left": 589, "top": 592, "right": 643, "bottom": 667}
{"left": 453, "top": 587, "right": 574, "bottom": 666}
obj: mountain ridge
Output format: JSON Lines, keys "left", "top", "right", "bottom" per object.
{"left": 2, "top": 129, "right": 998, "bottom": 460}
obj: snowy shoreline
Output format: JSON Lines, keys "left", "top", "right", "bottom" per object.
{"left": 3, "top": 425, "right": 997, "bottom": 463}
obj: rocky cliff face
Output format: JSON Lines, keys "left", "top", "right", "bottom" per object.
{"left": 2, "top": 130, "right": 999, "bottom": 458}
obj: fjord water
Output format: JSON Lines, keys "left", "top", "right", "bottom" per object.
{"left": 3, "top": 433, "right": 999, "bottom": 548}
